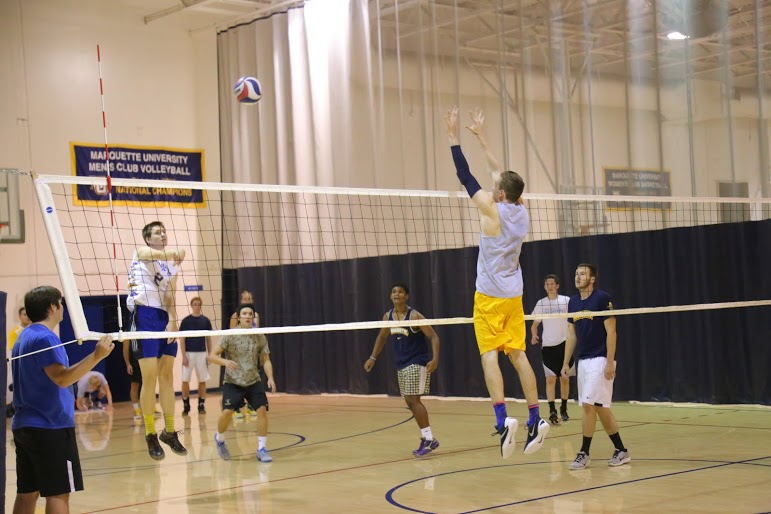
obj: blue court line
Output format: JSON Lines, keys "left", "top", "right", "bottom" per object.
{"left": 384, "top": 455, "right": 771, "bottom": 514}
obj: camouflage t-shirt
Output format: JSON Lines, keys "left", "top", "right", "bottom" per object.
{"left": 219, "top": 333, "right": 270, "bottom": 387}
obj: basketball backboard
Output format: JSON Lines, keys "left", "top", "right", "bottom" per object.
{"left": 0, "top": 168, "right": 25, "bottom": 243}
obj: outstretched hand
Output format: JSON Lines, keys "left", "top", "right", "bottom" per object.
{"left": 464, "top": 108, "right": 485, "bottom": 137}
{"left": 444, "top": 106, "right": 459, "bottom": 145}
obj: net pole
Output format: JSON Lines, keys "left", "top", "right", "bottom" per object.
{"left": 32, "top": 179, "right": 90, "bottom": 340}
{"left": 96, "top": 45, "right": 124, "bottom": 335}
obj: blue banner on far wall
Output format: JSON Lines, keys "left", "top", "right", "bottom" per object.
{"left": 603, "top": 167, "right": 671, "bottom": 210}
{"left": 71, "top": 142, "right": 206, "bottom": 208}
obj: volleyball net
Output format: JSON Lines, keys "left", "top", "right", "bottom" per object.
{"left": 31, "top": 173, "right": 771, "bottom": 343}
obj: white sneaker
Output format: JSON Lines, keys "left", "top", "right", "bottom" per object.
{"left": 496, "top": 417, "right": 518, "bottom": 459}
{"left": 608, "top": 449, "right": 630, "bottom": 467}
{"left": 569, "top": 451, "right": 591, "bottom": 470}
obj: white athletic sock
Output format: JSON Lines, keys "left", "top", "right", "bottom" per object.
{"left": 132, "top": 403, "right": 140, "bottom": 411}
{"left": 215, "top": 432, "right": 225, "bottom": 443}
{"left": 420, "top": 427, "right": 434, "bottom": 441}
{"left": 258, "top": 436, "right": 267, "bottom": 450}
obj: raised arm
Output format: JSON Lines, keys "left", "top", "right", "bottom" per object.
{"left": 44, "top": 335, "right": 114, "bottom": 388}
{"left": 445, "top": 107, "right": 500, "bottom": 236}
{"left": 465, "top": 108, "right": 503, "bottom": 177}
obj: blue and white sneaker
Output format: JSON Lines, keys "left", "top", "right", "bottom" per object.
{"left": 215, "top": 435, "right": 231, "bottom": 461}
{"left": 257, "top": 448, "right": 273, "bottom": 462}
{"left": 523, "top": 418, "right": 550, "bottom": 454}
{"left": 494, "top": 417, "right": 518, "bottom": 459}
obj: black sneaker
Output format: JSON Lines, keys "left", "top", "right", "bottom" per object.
{"left": 159, "top": 430, "right": 188, "bottom": 456}
{"left": 182, "top": 400, "right": 190, "bottom": 416}
{"left": 523, "top": 418, "right": 550, "bottom": 455}
{"left": 548, "top": 411, "right": 560, "bottom": 425}
{"left": 561, "top": 408, "right": 569, "bottom": 422}
{"left": 198, "top": 403, "right": 206, "bottom": 414}
{"left": 145, "top": 433, "right": 165, "bottom": 460}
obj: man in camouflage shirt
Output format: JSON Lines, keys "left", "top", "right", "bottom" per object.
{"left": 210, "top": 304, "right": 276, "bottom": 462}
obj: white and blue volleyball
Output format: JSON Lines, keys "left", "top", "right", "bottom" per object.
{"left": 233, "top": 76, "right": 262, "bottom": 104}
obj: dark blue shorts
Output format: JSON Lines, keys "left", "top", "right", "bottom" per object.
{"left": 130, "top": 305, "right": 177, "bottom": 359}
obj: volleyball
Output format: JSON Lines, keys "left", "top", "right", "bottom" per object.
{"left": 233, "top": 76, "right": 262, "bottom": 104}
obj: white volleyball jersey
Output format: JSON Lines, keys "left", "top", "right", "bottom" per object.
{"left": 531, "top": 295, "right": 570, "bottom": 347}
{"left": 126, "top": 251, "right": 178, "bottom": 310}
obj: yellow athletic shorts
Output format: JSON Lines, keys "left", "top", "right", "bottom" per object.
{"left": 473, "top": 292, "right": 526, "bottom": 355}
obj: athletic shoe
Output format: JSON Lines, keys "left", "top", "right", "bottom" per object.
{"left": 569, "top": 451, "right": 591, "bottom": 469}
{"left": 548, "top": 411, "right": 560, "bottom": 425}
{"left": 560, "top": 408, "right": 570, "bottom": 422}
{"left": 257, "top": 448, "right": 273, "bottom": 462}
{"left": 247, "top": 407, "right": 257, "bottom": 417}
{"left": 523, "top": 418, "right": 550, "bottom": 454}
{"left": 215, "top": 435, "right": 231, "bottom": 460}
{"left": 145, "top": 433, "right": 165, "bottom": 461}
{"left": 608, "top": 449, "right": 631, "bottom": 467}
{"left": 412, "top": 438, "right": 440, "bottom": 457}
{"left": 182, "top": 400, "right": 190, "bottom": 416}
{"left": 159, "top": 430, "right": 188, "bottom": 456}
{"left": 234, "top": 410, "right": 245, "bottom": 420}
{"left": 133, "top": 408, "right": 142, "bottom": 421}
{"left": 494, "top": 417, "right": 518, "bottom": 459}
{"left": 198, "top": 403, "right": 206, "bottom": 414}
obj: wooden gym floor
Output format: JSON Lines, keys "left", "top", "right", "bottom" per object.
{"left": 5, "top": 394, "right": 771, "bottom": 513}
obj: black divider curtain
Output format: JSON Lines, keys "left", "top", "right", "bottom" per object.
{"left": 224, "top": 219, "right": 771, "bottom": 404}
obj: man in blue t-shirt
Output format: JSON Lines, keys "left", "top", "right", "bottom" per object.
{"left": 561, "top": 264, "right": 630, "bottom": 470}
{"left": 364, "top": 283, "right": 441, "bottom": 457}
{"left": 11, "top": 286, "right": 114, "bottom": 513}
{"left": 178, "top": 297, "right": 213, "bottom": 415}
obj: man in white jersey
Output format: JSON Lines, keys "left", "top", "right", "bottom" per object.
{"left": 531, "top": 274, "right": 573, "bottom": 425}
{"left": 127, "top": 221, "right": 187, "bottom": 460}
{"left": 446, "top": 107, "right": 549, "bottom": 458}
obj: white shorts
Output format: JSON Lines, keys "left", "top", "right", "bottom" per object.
{"left": 181, "top": 352, "right": 211, "bottom": 383}
{"left": 577, "top": 356, "right": 615, "bottom": 408}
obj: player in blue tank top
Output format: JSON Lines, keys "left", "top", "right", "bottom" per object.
{"left": 562, "top": 264, "right": 630, "bottom": 470}
{"left": 364, "top": 283, "right": 441, "bottom": 457}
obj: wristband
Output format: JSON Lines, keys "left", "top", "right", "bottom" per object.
{"left": 368, "top": 356, "right": 376, "bottom": 361}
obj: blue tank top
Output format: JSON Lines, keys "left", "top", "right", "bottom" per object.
{"left": 476, "top": 202, "right": 529, "bottom": 298}
{"left": 387, "top": 308, "right": 430, "bottom": 370}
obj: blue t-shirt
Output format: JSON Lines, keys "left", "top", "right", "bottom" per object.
{"left": 11, "top": 324, "right": 75, "bottom": 430}
{"left": 568, "top": 289, "right": 614, "bottom": 360}
{"left": 179, "top": 314, "right": 212, "bottom": 352}
{"left": 387, "top": 308, "right": 431, "bottom": 370}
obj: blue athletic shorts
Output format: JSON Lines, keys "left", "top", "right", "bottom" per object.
{"left": 130, "top": 305, "right": 177, "bottom": 359}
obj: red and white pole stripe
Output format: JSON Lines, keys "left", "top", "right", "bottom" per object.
{"left": 97, "top": 44, "right": 124, "bottom": 334}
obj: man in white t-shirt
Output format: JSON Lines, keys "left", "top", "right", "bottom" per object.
{"left": 75, "top": 371, "right": 113, "bottom": 411}
{"left": 531, "top": 274, "right": 574, "bottom": 425}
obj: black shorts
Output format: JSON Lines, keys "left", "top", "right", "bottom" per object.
{"left": 222, "top": 382, "right": 269, "bottom": 412}
{"left": 14, "top": 427, "right": 83, "bottom": 497}
{"left": 129, "top": 341, "right": 143, "bottom": 384}
{"left": 542, "top": 341, "right": 575, "bottom": 377}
